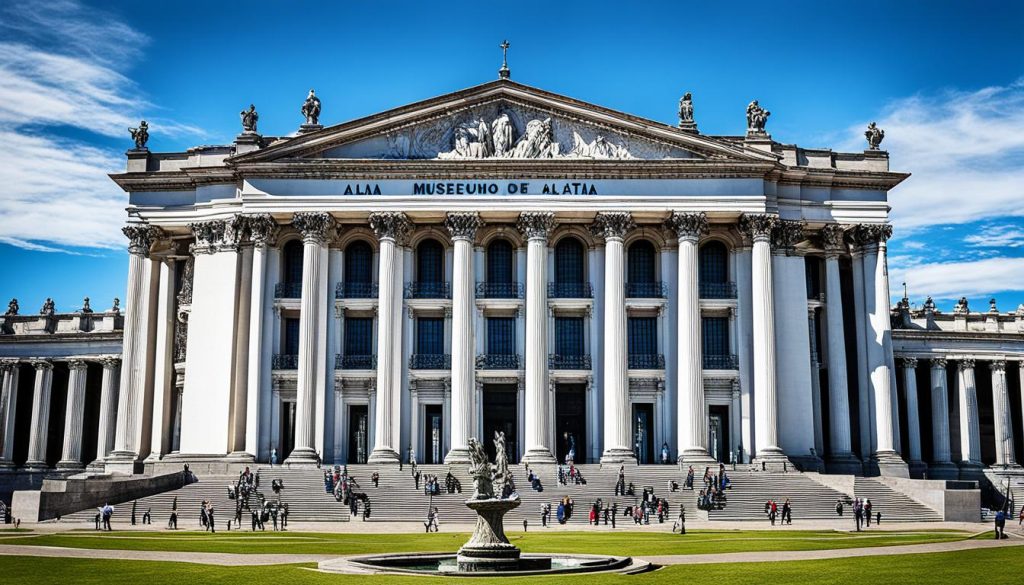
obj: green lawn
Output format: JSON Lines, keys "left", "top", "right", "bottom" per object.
{"left": 0, "top": 528, "right": 972, "bottom": 556}
{"left": 0, "top": 546, "right": 1021, "bottom": 584}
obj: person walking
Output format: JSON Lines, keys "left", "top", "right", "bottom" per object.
{"left": 783, "top": 498, "right": 792, "bottom": 524}
{"left": 611, "top": 502, "right": 617, "bottom": 529}
{"left": 995, "top": 510, "right": 1006, "bottom": 539}
{"left": 835, "top": 498, "right": 844, "bottom": 517}
{"left": 674, "top": 506, "right": 686, "bottom": 535}
{"left": 854, "top": 498, "right": 862, "bottom": 532}
{"left": 865, "top": 499, "right": 873, "bottom": 527}
{"left": 100, "top": 503, "right": 114, "bottom": 531}
{"left": 207, "top": 502, "right": 216, "bottom": 533}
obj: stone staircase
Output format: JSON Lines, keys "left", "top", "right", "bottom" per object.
{"left": 705, "top": 472, "right": 851, "bottom": 521}
{"left": 853, "top": 478, "right": 943, "bottom": 522}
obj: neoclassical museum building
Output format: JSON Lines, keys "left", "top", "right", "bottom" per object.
{"left": 2, "top": 78, "right": 1023, "bottom": 484}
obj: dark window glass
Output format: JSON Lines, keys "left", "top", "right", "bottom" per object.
{"left": 805, "top": 256, "right": 822, "bottom": 298}
{"left": 628, "top": 317, "right": 658, "bottom": 355}
{"left": 283, "top": 240, "right": 304, "bottom": 285}
{"left": 487, "top": 240, "right": 514, "bottom": 283}
{"left": 486, "top": 317, "right": 516, "bottom": 355}
{"left": 555, "top": 238, "right": 585, "bottom": 284}
{"left": 702, "top": 317, "right": 729, "bottom": 356}
{"left": 417, "top": 239, "right": 444, "bottom": 283}
{"left": 345, "top": 241, "right": 373, "bottom": 284}
{"left": 416, "top": 318, "right": 444, "bottom": 354}
{"left": 284, "top": 318, "right": 301, "bottom": 355}
{"left": 628, "top": 240, "right": 656, "bottom": 284}
{"left": 699, "top": 241, "right": 728, "bottom": 284}
{"left": 554, "top": 317, "right": 585, "bottom": 355}
{"left": 344, "top": 318, "right": 373, "bottom": 355}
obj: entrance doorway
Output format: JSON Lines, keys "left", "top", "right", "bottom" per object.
{"left": 709, "top": 405, "right": 730, "bottom": 463}
{"left": 632, "top": 403, "right": 654, "bottom": 464}
{"left": 281, "top": 400, "right": 296, "bottom": 459}
{"left": 482, "top": 384, "right": 518, "bottom": 463}
{"left": 424, "top": 405, "right": 443, "bottom": 464}
{"left": 555, "top": 383, "right": 587, "bottom": 463}
{"left": 348, "top": 405, "right": 369, "bottom": 464}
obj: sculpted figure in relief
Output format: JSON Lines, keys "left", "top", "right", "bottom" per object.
{"left": 511, "top": 117, "right": 558, "bottom": 158}
{"left": 491, "top": 114, "right": 514, "bottom": 157}
{"left": 569, "top": 133, "right": 632, "bottom": 159}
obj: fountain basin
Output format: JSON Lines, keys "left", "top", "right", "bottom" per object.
{"left": 320, "top": 552, "right": 646, "bottom": 576}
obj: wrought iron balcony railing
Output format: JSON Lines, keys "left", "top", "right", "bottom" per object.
{"left": 548, "top": 353, "right": 592, "bottom": 370}
{"left": 274, "top": 282, "right": 303, "bottom": 299}
{"left": 404, "top": 282, "right": 451, "bottom": 299}
{"left": 703, "top": 354, "right": 740, "bottom": 370}
{"left": 626, "top": 282, "right": 667, "bottom": 299}
{"left": 336, "top": 282, "right": 378, "bottom": 299}
{"left": 409, "top": 353, "right": 451, "bottom": 370}
{"left": 272, "top": 354, "right": 298, "bottom": 370}
{"left": 475, "top": 282, "right": 524, "bottom": 299}
{"left": 547, "top": 282, "right": 593, "bottom": 299}
{"left": 699, "top": 281, "right": 737, "bottom": 299}
{"left": 336, "top": 354, "right": 377, "bottom": 370}
{"left": 475, "top": 354, "right": 521, "bottom": 370}
{"left": 628, "top": 353, "right": 665, "bottom": 369}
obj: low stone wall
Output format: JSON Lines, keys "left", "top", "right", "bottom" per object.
{"left": 11, "top": 471, "right": 188, "bottom": 522}
{"left": 875, "top": 476, "right": 980, "bottom": 522}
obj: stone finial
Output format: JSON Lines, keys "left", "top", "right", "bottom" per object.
{"left": 40, "top": 298, "right": 55, "bottom": 316}
{"left": 954, "top": 296, "right": 969, "bottom": 315}
{"left": 865, "top": 122, "right": 885, "bottom": 150}
{"left": 665, "top": 211, "right": 709, "bottom": 241}
{"left": 240, "top": 104, "right": 259, "bottom": 134}
{"left": 499, "top": 40, "right": 511, "bottom": 80}
{"left": 122, "top": 224, "right": 155, "bottom": 256}
{"left": 739, "top": 213, "right": 777, "bottom": 241}
{"left": 989, "top": 298, "right": 998, "bottom": 313}
{"left": 5, "top": 298, "right": 18, "bottom": 316}
{"left": 111, "top": 298, "right": 121, "bottom": 315}
{"left": 516, "top": 212, "right": 556, "bottom": 240}
{"left": 81, "top": 297, "right": 93, "bottom": 314}
{"left": 368, "top": 211, "right": 412, "bottom": 242}
{"left": 444, "top": 212, "right": 484, "bottom": 240}
{"left": 745, "top": 100, "right": 770, "bottom": 136}
{"left": 301, "top": 89, "right": 321, "bottom": 126}
{"left": 129, "top": 120, "right": 149, "bottom": 150}
{"left": 923, "top": 296, "right": 936, "bottom": 314}
{"left": 678, "top": 92, "right": 698, "bottom": 133}
{"left": 590, "top": 212, "right": 635, "bottom": 240}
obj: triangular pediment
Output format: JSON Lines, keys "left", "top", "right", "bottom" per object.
{"left": 231, "top": 80, "right": 775, "bottom": 164}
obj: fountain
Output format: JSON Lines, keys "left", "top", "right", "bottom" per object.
{"left": 319, "top": 432, "right": 647, "bottom": 576}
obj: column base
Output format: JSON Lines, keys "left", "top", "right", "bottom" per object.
{"left": 677, "top": 448, "right": 717, "bottom": 466}
{"left": 957, "top": 460, "right": 985, "bottom": 482}
{"left": 0, "top": 459, "right": 16, "bottom": 471}
{"left": 925, "top": 461, "right": 960, "bottom": 480}
{"left": 366, "top": 446, "right": 400, "bottom": 464}
{"left": 600, "top": 448, "right": 637, "bottom": 465}
{"left": 225, "top": 451, "right": 256, "bottom": 464}
{"left": 790, "top": 454, "right": 825, "bottom": 473}
{"left": 444, "top": 447, "right": 472, "bottom": 465}
{"left": 283, "top": 447, "right": 320, "bottom": 468}
{"left": 826, "top": 453, "right": 864, "bottom": 475}
{"left": 907, "top": 459, "right": 928, "bottom": 479}
{"left": 55, "top": 460, "right": 84, "bottom": 471}
{"left": 520, "top": 447, "right": 557, "bottom": 465}
{"left": 86, "top": 459, "right": 107, "bottom": 473}
{"left": 752, "top": 447, "right": 792, "bottom": 472}
{"left": 21, "top": 460, "right": 49, "bottom": 472}
{"left": 867, "top": 450, "right": 909, "bottom": 478}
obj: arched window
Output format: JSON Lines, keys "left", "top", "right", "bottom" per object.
{"left": 554, "top": 238, "right": 585, "bottom": 283}
{"left": 628, "top": 240, "right": 656, "bottom": 283}
{"left": 417, "top": 239, "right": 444, "bottom": 283}
{"left": 698, "top": 241, "right": 733, "bottom": 299}
{"left": 340, "top": 240, "right": 374, "bottom": 298}
{"left": 486, "top": 239, "right": 514, "bottom": 283}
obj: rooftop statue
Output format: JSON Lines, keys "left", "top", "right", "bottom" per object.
{"left": 301, "top": 89, "right": 322, "bottom": 125}
{"left": 81, "top": 297, "right": 93, "bottom": 314}
{"left": 677, "top": 92, "right": 698, "bottom": 133}
{"left": 746, "top": 100, "right": 770, "bottom": 134}
{"left": 989, "top": 298, "right": 998, "bottom": 313}
{"left": 40, "top": 298, "right": 55, "bottom": 316}
{"left": 954, "top": 296, "right": 969, "bottom": 315}
{"left": 865, "top": 122, "right": 885, "bottom": 150}
{"left": 240, "top": 104, "right": 259, "bottom": 134}
{"left": 111, "top": 298, "right": 121, "bottom": 315}
{"left": 923, "top": 296, "right": 936, "bottom": 313}
{"left": 129, "top": 120, "right": 149, "bottom": 149}
{"left": 5, "top": 298, "right": 17, "bottom": 316}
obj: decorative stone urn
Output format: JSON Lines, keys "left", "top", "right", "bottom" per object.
{"left": 456, "top": 496, "right": 522, "bottom": 571}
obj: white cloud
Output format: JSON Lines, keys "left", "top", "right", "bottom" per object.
{"left": 963, "top": 224, "right": 1024, "bottom": 248}
{"left": 843, "top": 80, "right": 1024, "bottom": 232}
{"left": 890, "top": 256, "right": 1024, "bottom": 301}
{"left": 0, "top": 1, "right": 202, "bottom": 253}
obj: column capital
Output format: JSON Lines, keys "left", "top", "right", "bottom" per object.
{"left": 590, "top": 211, "right": 635, "bottom": 241}
{"left": 444, "top": 212, "right": 484, "bottom": 240}
{"left": 368, "top": 212, "right": 412, "bottom": 243}
{"left": 67, "top": 359, "right": 88, "bottom": 371}
{"left": 958, "top": 358, "right": 975, "bottom": 371}
{"left": 0, "top": 359, "right": 18, "bottom": 373}
{"left": 771, "top": 219, "right": 806, "bottom": 253}
{"left": 517, "top": 212, "right": 556, "bottom": 241}
{"left": 189, "top": 217, "right": 242, "bottom": 254}
{"left": 242, "top": 213, "right": 280, "bottom": 246}
{"left": 820, "top": 224, "right": 848, "bottom": 257}
{"left": 122, "top": 224, "right": 156, "bottom": 257}
{"left": 292, "top": 212, "right": 336, "bottom": 245}
{"left": 990, "top": 359, "right": 1007, "bottom": 372}
{"left": 665, "top": 211, "right": 709, "bottom": 241}
{"left": 739, "top": 213, "right": 777, "bottom": 242}
{"left": 99, "top": 356, "right": 121, "bottom": 369}
{"left": 30, "top": 359, "right": 53, "bottom": 371}
{"left": 900, "top": 356, "right": 918, "bottom": 369}
{"left": 930, "top": 357, "right": 948, "bottom": 369}
{"left": 849, "top": 223, "right": 893, "bottom": 249}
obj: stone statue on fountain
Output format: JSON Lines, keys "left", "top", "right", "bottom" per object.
{"left": 467, "top": 438, "right": 495, "bottom": 500}
{"left": 457, "top": 434, "right": 525, "bottom": 571}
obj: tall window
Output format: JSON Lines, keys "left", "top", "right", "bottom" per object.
{"left": 628, "top": 317, "right": 658, "bottom": 355}
{"left": 283, "top": 240, "right": 304, "bottom": 284}
{"left": 699, "top": 241, "right": 728, "bottom": 284}
{"left": 486, "top": 317, "right": 516, "bottom": 355}
{"left": 486, "top": 239, "right": 514, "bottom": 283}
{"left": 417, "top": 239, "right": 444, "bottom": 283}
{"left": 554, "top": 238, "right": 585, "bottom": 283}
{"left": 345, "top": 241, "right": 373, "bottom": 284}
{"left": 284, "top": 318, "right": 300, "bottom": 355}
{"left": 416, "top": 318, "right": 444, "bottom": 354}
{"left": 628, "top": 240, "right": 656, "bottom": 283}
{"left": 344, "top": 318, "right": 373, "bottom": 355}
{"left": 702, "top": 317, "right": 729, "bottom": 356}
{"left": 805, "top": 256, "right": 823, "bottom": 299}
{"left": 555, "top": 317, "right": 585, "bottom": 356}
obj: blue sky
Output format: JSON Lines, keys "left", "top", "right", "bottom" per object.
{"left": 1, "top": 0, "right": 1023, "bottom": 313}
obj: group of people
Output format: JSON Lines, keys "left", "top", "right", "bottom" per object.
{"left": 613, "top": 466, "right": 636, "bottom": 496}
{"left": 694, "top": 464, "right": 731, "bottom": 511}
{"left": 765, "top": 498, "right": 793, "bottom": 525}
{"left": 228, "top": 467, "right": 260, "bottom": 508}
{"left": 555, "top": 495, "right": 576, "bottom": 524}
{"left": 526, "top": 466, "right": 544, "bottom": 491}
{"left": 557, "top": 463, "right": 586, "bottom": 486}
{"left": 851, "top": 498, "right": 878, "bottom": 530}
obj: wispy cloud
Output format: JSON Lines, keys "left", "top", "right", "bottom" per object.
{"left": 0, "top": 1, "right": 203, "bottom": 253}
{"left": 890, "top": 256, "right": 1024, "bottom": 302}
{"left": 963, "top": 224, "right": 1024, "bottom": 248}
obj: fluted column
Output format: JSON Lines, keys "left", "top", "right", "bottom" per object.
{"left": 57, "top": 360, "right": 89, "bottom": 469}
{"left": 367, "top": 212, "right": 411, "bottom": 463}
{"left": 108, "top": 225, "right": 154, "bottom": 470}
{"left": 25, "top": 359, "right": 54, "bottom": 470}
{"left": 927, "top": 358, "right": 958, "bottom": 478}
{"left": 444, "top": 212, "right": 483, "bottom": 463}
{"left": 286, "top": 212, "right": 335, "bottom": 466}
{"left": 245, "top": 215, "right": 278, "bottom": 458}
{"left": 518, "top": 212, "right": 557, "bottom": 463}
{"left": 990, "top": 360, "right": 1018, "bottom": 468}
{"left": 593, "top": 212, "right": 636, "bottom": 463}
{"left": 91, "top": 357, "right": 120, "bottom": 466}
{"left": 740, "top": 214, "right": 787, "bottom": 466}
{"left": 899, "top": 357, "right": 925, "bottom": 474}
{"left": 0, "top": 360, "right": 20, "bottom": 468}
{"left": 820, "top": 225, "right": 858, "bottom": 472}
{"left": 957, "top": 359, "right": 983, "bottom": 476}
{"left": 666, "top": 211, "right": 714, "bottom": 464}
